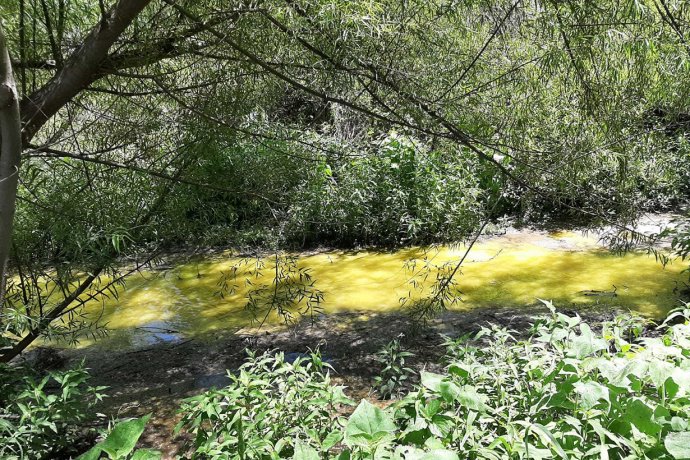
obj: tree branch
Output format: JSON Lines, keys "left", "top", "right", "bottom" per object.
{"left": 20, "top": 0, "right": 153, "bottom": 144}
{"left": 26, "top": 145, "right": 276, "bottom": 203}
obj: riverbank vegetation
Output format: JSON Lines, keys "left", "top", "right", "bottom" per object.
{"left": 3, "top": 0, "right": 690, "bottom": 354}
{"left": 2, "top": 0, "right": 690, "bottom": 457}
{"left": 5, "top": 306, "right": 690, "bottom": 459}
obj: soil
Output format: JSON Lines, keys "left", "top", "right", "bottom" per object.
{"left": 21, "top": 305, "right": 625, "bottom": 459}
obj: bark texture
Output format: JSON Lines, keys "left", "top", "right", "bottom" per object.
{"left": 0, "top": 22, "right": 22, "bottom": 308}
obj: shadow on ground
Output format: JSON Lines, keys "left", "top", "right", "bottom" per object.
{"left": 27, "top": 305, "right": 624, "bottom": 458}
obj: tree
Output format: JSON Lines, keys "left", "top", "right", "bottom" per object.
{"left": 2, "top": 0, "right": 689, "bottom": 361}
{"left": 0, "top": 21, "right": 21, "bottom": 308}
{"left": 0, "top": 0, "right": 154, "bottom": 361}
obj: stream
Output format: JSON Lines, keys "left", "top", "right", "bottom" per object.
{"left": 54, "top": 227, "right": 688, "bottom": 352}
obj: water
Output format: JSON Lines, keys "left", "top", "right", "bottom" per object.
{"left": 59, "top": 230, "right": 688, "bottom": 350}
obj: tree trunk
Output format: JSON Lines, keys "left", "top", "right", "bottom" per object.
{"left": 0, "top": 22, "right": 22, "bottom": 308}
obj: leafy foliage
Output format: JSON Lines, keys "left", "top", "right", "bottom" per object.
{"left": 5, "top": 0, "right": 690, "bottom": 357}
{"left": 215, "top": 253, "right": 325, "bottom": 326}
{"left": 0, "top": 363, "right": 106, "bottom": 459}
{"left": 175, "top": 350, "right": 353, "bottom": 459}
{"left": 383, "top": 303, "right": 690, "bottom": 459}
{"left": 78, "top": 415, "right": 160, "bottom": 460}
{"left": 177, "top": 306, "right": 690, "bottom": 459}
{"left": 373, "top": 339, "right": 416, "bottom": 400}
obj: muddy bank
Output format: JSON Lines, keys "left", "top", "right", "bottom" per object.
{"left": 24, "top": 305, "right": 629, "bottom": 458}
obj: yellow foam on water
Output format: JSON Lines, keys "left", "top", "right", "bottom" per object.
{"left": 44, "top": 231, "right": 688, "bottom": 349}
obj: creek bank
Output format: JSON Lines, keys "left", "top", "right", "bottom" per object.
{"left": 23, "top": 305, "right": 628, "bottom": 458}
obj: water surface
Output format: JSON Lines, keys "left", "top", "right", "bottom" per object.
{"left": 64, "top": 230, "right": 687, "bottom": 350}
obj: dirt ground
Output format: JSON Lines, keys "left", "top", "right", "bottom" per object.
{"left": 21, "top": 305, "right": 627, "bottom": 458}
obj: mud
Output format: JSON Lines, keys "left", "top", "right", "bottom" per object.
{"left": 22, "top": 305, "right": 628, "bottom": 458}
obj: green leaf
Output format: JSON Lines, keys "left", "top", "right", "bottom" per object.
{"left": 568, "top": 323, "right": 608, "bottom": 359}
{"left": 292, "top": 442, "right": 320, "bottom": 460}
{"left": 624, "top": 400, "right": 661, "bottom": 436}
{"left": 438, "top": 381, "right": 462, "bottom": 402}
{"left": 335, "top": 450, "right": 351, "bottom": 460}
{"left": 448, "top": 364, "right": 469, "bottom": 379}
{"left": 665, "top": 432, "right": 690, "bottom": 459}
{"left": 131, "top": 449, "right": 163, "bottom": 460}
{"left": 671, "top": 417, "right": 689, "bottom": 432}
{"left": 396, "top": 446, "right": 460, "bottom": 460}
{"left": 98, "top": 414, "right": 151, "bottom": 458}
{"left": 531, "top": 423, "right": 568, "bottom": 459}
{"left": 574, "top": 381, "right": 609, "bottom": 409}
{"left": 439, "top": 383, "right": 489, "bottom": 412}
{"left": 76, "top": 446, "right": 102, "bottom": 460}
{"left": 344, "top": 400, "right": 397, "bottom": 448}
{"left": 419, "top": 450, "right": 460, "bottom": 460}
{"left": 322, "top": 430, "right": 343, "bottom": 450}
{"left": 420, "top": 372, "right": 444, "bottom": 392}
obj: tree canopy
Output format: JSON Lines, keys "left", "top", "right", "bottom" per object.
{"left": 1, "top": 0, "right": 690, "bottom": 360}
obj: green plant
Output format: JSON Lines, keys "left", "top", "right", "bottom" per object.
{"left": 172, "top": 305, "right": 690, "bottom": 459}
{"left": 387, "top": 301, "right": 690, "bottom": 458}
{"left": 78, "top": 414, "right": 160, "bottom": 460}
{"left": 175, "top": 350, "right": 353, "bottom": 459}
{"left": 373, "top": 339, "right": 415, "bottom": 399}
{"left": 341, "top": 399, "right": 459, "bottom": 460}
{"left": 0, "top": 363, "right": 106, "bottom": 459}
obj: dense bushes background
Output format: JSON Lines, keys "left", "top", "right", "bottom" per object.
{"left": 18, "top": 125, "right": 687, "bottom": 260}
{"left": 134, "top": 128, "right": 690, "bottom": 250}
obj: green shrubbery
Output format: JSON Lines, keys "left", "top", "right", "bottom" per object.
{"left": 151, "top": 129, "right": 690, "bottom": 251}
{"left": 6, "top": 305, "right": 690, "bottom": 459}
{"left": 373, "top": 339, "right": 416, "bottom": 400}
{"left": 392, "top": 304, "right": 690, "bottom": 459}
{"left": 0, "top": 363, "right": 105, "bottom": 459}
{"left": 0, "top": 363, "right": 159, "bottom": 460}
{"left": 175, "top": 350, "right": 353, "bottom": 458}
{"left": 174, "top": 305, "right": 690, "bottom": 459}
{"left": 150, "top": 132, "right": 488, "bottom": 249}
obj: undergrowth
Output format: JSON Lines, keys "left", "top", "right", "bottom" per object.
{"left": 172, "top": 302, "right": 690, "bottom": 459}
{"left": 5, "top": 303, "right": 690, "bottom": 459}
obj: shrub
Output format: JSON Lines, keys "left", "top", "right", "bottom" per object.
{"left": 389, "top": 302, "right": 690, "bottom": 459}
{"left": 176, "top": 305, "right": 690, "bottom": 459}
{"left": 373, "top": 339, "right": 416, "bottom": 400}
{"left": 175, "top": 350, "right": 354, "bottom": 459}
{"left": 0, "top": 363, "right": 106, "bottom": 459}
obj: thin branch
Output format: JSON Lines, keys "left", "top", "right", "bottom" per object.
{"left": 25, "top": 145, "right": 277, "bottom": 203}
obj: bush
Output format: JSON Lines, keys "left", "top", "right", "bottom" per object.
{"left": 387, "top": 303, "right": 690, "bottom": 459}
{"left": 373, "top": 339, "right": 416, "bottom": 400}
{"left": 285, "top": 133, "right": 486, "bottom": 247}
{"left": 0, "top": 363, "right": 106, "bottom": 459}
{"left": 177, "top": 305, "right": 690, "bottom": 459}
{"left": 175, "top": 350, "right": 354, "bottom": 459}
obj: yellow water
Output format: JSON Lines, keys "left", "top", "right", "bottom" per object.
{"left": 54, "top": 231, "right": 687, "bottom": 350}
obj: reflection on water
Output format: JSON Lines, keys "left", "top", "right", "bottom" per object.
{"left": 55, "top": 231, "right": 688, "bottom": 350}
